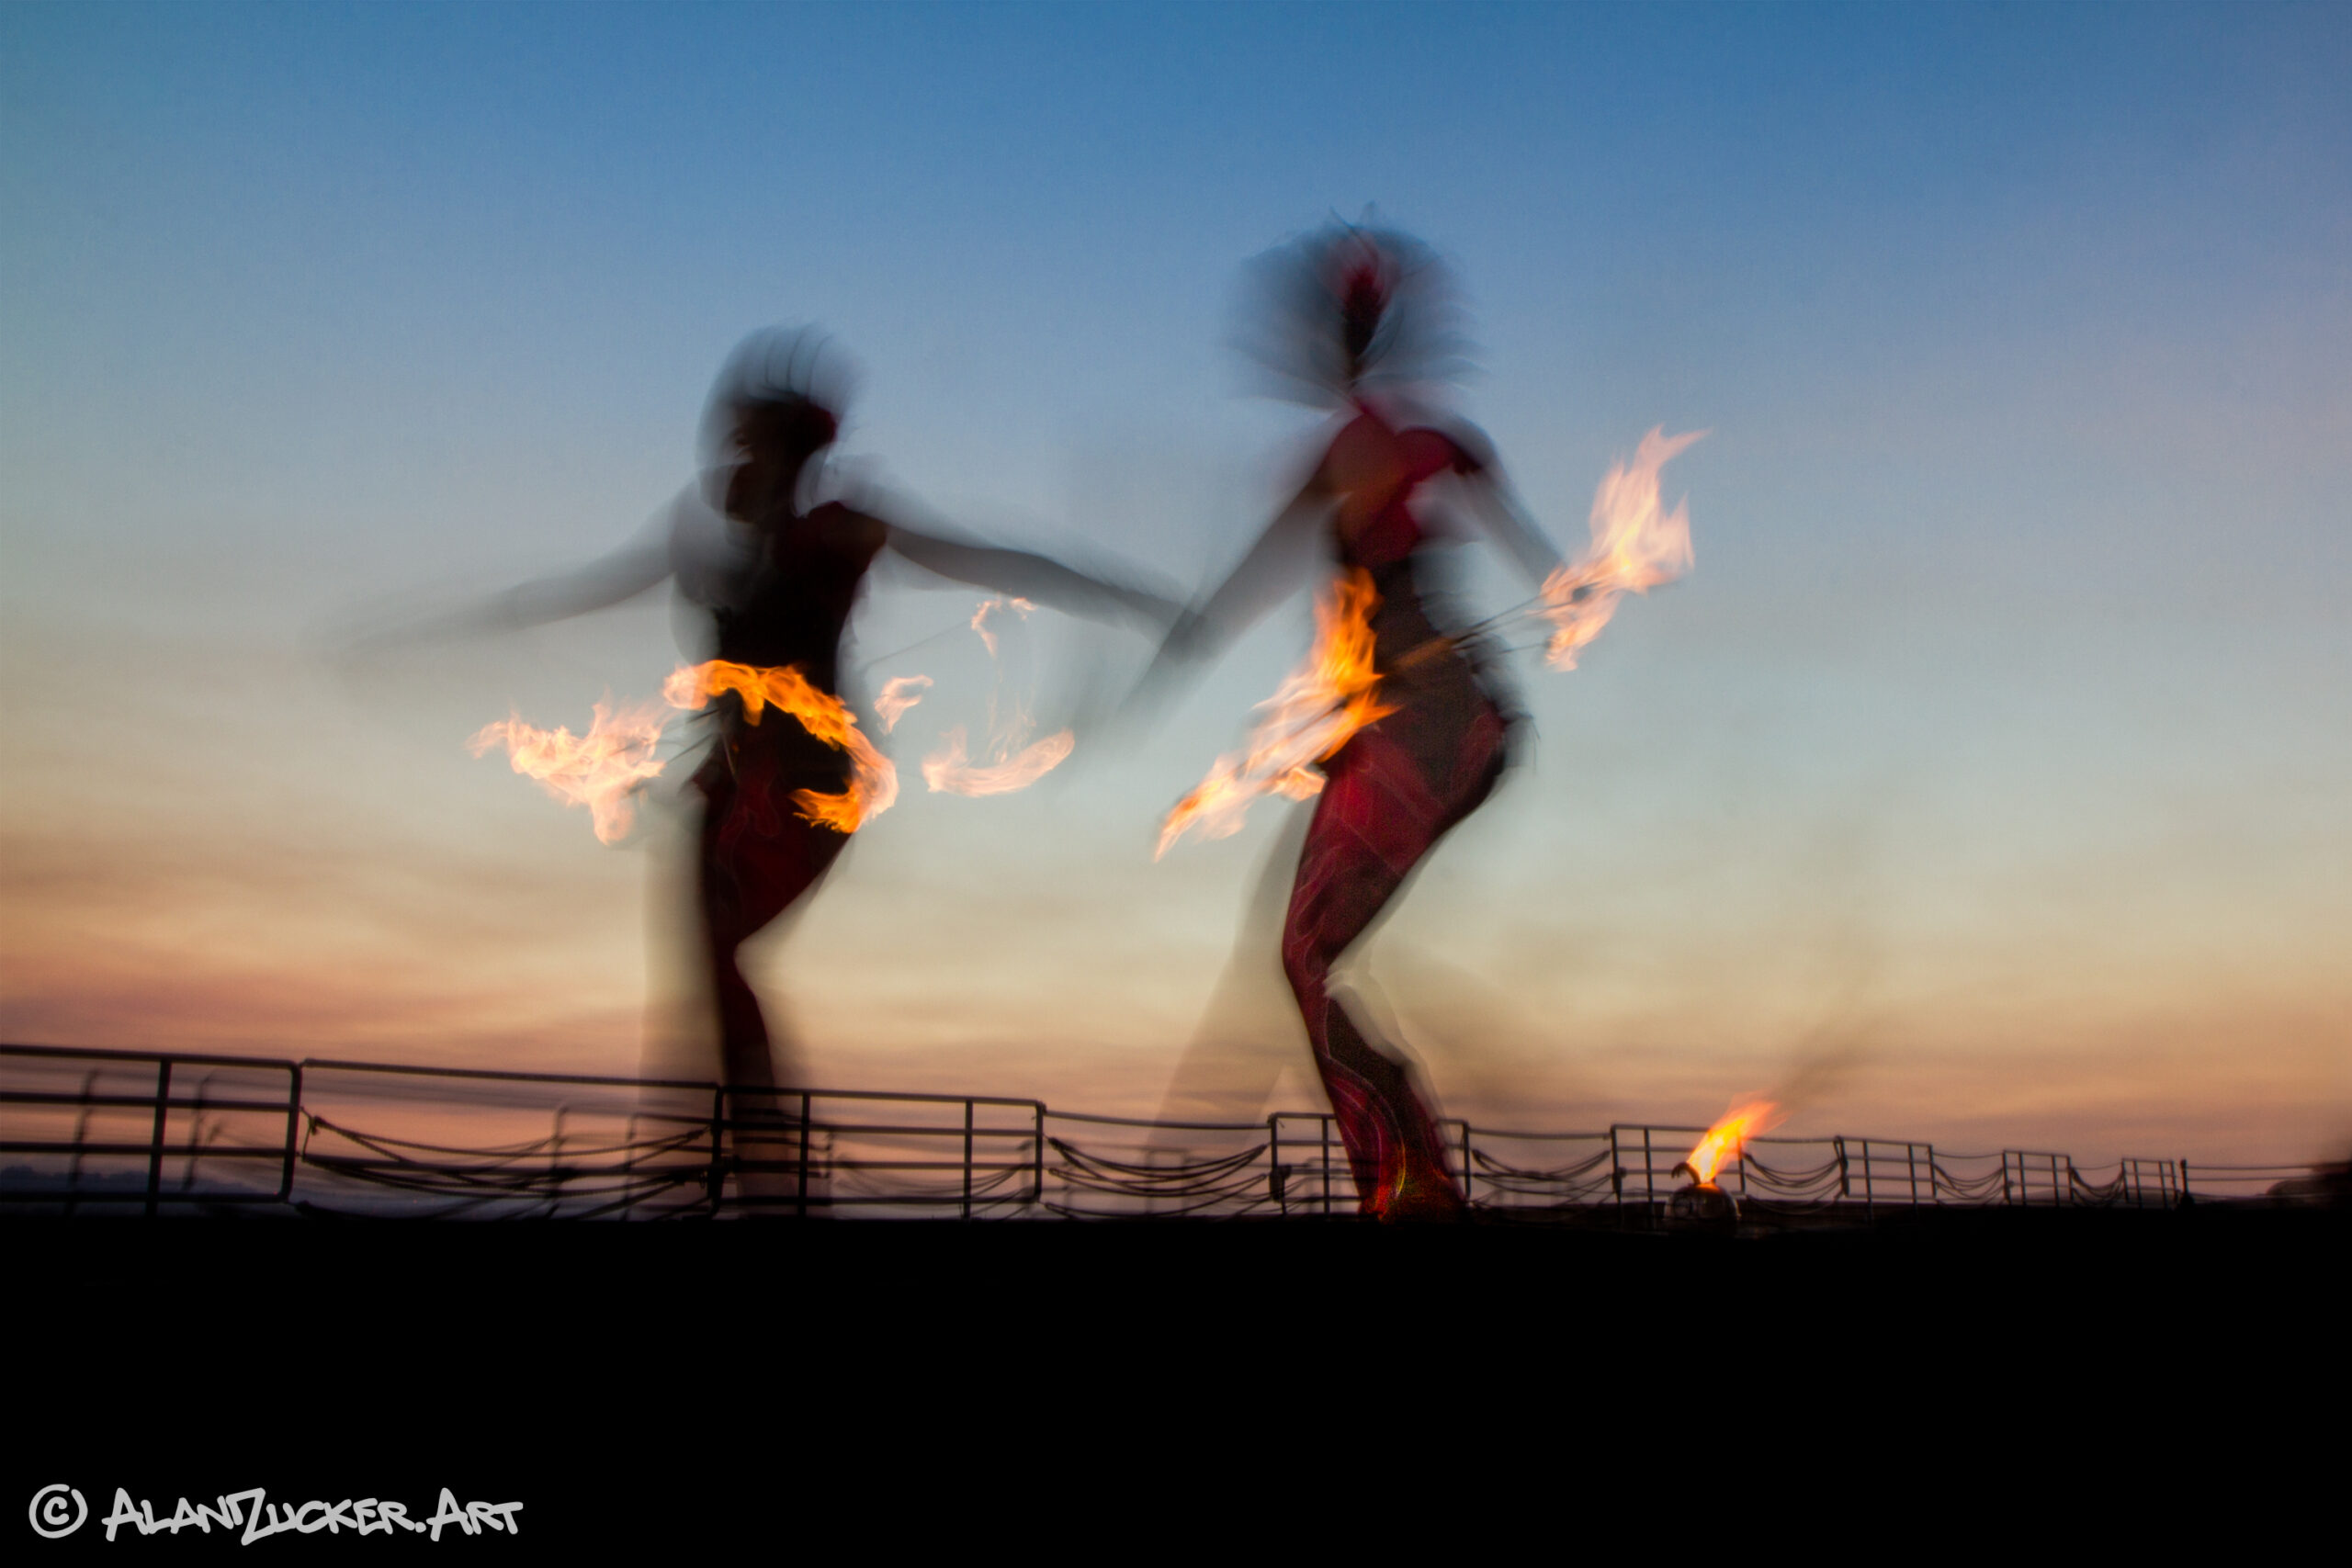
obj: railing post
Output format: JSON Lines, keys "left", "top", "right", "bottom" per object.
{"left": 1459, "top": 1122, "right": 1473, "bottom": 1208}
{"left": 1267, "top": 1115, "right": 1283, "bottom": 1213}
{"left": 961, "top": 1099, "right": 975, "bottom": 1221}
{"left": 1034, "top": 1103, "right": 1046, "bottom": 1209}
{"left": 797, "top": 1090, "right": 812, "bottom": 1219}
{"left": 707, "top": 1087, "right": 727, "bottom": 1213}
{"left": 1609, "top": 1127, "right": 1624, "bottom": 1224}
{"left": 144, "top": 1059, "right": 172, "bottom": 1217}
{"left": 278, "top": 1063, "right": 302, "bottom": 1202}
{"left": 1321, "top": 1116, "right": 1333, "bottom": 1216}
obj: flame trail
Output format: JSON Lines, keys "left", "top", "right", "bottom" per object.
{"left": 968, "top": 596, "right": 1035, "bottom": 659}
{"left": 875, "top": 675, "right": 933, "bottom": 733}
{"left": 922, "top": 725, "right": 1077, "bottom": 795}
{"left": 920, "top": 596, "right": 1075, "bottom": 797}
{"left": 1539, "top": 427, "right": 1703, "bottom": 670}
{"left": 662, "top": 660, "right": 898, "bottom": 832}
{"left": 1678, "top": 1098, "right": 1785, "bottom": 1188}
{"left": 468, "top": 698, "right": 671, "bottom": 845}
{"left": 1158, "top": 568, "right": 1395, "bottom": 859}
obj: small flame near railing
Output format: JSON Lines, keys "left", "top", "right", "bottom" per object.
{"left": 1672, "top": 1098, "right": 1784, "bottom": 1189}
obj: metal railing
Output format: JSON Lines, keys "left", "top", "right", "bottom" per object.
{"left": 0, "top": 1043, "right": 300, "bottom": 1213}
{"left": 3, "top": 1043, "right": 2338, "bottom": 1221}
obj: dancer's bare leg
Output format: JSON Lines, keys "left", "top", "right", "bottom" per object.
{"left": 1280, "top": 709, "right": 1505, "bottom": 1219}
{"left": 698, "top": 762, "right": 845, "bottom": 1208}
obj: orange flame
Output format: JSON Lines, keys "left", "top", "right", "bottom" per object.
{"left": 468, "top": 698, "right": 671, "bottom": 845}
{"left": 662, "top": 660, "right": 898, "bottom": 832}
{"left": 1158, "top": 568, "right": 1396, "bottom": 859}
{"left": 914, "top": 596, "right": 1073, "bottom": 798}
{"left": 969, "top": 596, "right": 1035, "bottom": 659}
{"left": 1540, "top": 428, "right": 1703, "bottom": 670}
{"left": 922, "top": 724, "right": 1076, "bottom": 795}
{"left": 875, "top": 675, "right": 933, "bottom": 733}
{"left": 1679, "top": 1099, "right": 1783, "bottom": 1188}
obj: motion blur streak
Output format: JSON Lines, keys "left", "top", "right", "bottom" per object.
{"left": 466, "top": 699, "right": 670, "bottom": 845}
{"left": 1540, "top": 428, "right": 1703, "bottom": 670}
{"left": 1156, "top": 567, "right": 1395, "bottom": 858}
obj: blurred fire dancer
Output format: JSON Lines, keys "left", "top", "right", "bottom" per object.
{"left": 1148, "top": 224, "right": 1566, "bottom": 1221}
{"left": 441, "top": 328, "right": 1176, "bottom": 1111}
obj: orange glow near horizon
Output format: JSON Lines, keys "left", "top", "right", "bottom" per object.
{"left": 1540, "top": 427, "right": 1702, "bottom": 671}
{"left": 1158, "top": 567, "right": 1396, "bottom": 859}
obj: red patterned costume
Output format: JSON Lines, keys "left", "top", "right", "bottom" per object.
{"left": 1162, "top": 224, "right": 1564, "bottom": 1220}
{"left": 1281, "top": 405, "right": 1508, "bottom": 1219}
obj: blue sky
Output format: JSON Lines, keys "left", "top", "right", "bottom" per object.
{"left": 5, "top": 3, "right": 2347, "bottom": 1159}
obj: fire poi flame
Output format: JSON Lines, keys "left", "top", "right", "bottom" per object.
{"left": 968, "top": 596, "right": 1035, "bottom": 659}
{"left": 919, "top": 596, "right": 1076, "bottom": 798}
{"left": 922, "top": 725, "right": 1077, "bottom": 795}
{"left": 468, "top": 698, "right": 672, "bottom": 845}
{"left": 1157, "top": 567, "right": 1395, "bottom": 859}
{"left": 1676, "top": 1099, "right": 1784, "bottom": 1188}
{"left": 1539, "top": 427, "right": 1703, "bottom": 671}
{"left": 662, "top": 660, "right": 899, "bottom": 832}
{"left": 874, "top": 675, "right": 933, "bottom": 733}
{"left": 476, "top": 594, "right": 1080, "bottom": 840}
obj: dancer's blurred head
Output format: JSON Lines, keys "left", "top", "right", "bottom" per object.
{"left": 1231, "top": 220, "right": 1474, "bottom": 408}
{"left": 700, "top": 325, "right": 857, "bottom": 518}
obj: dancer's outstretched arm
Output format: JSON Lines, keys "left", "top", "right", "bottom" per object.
{"left": 1178, "top": 478, "right": 1334, "bottom": 661}
{"left": 1103, "top": 476, "right": 1334, "bottom": 733}
{"left": 883, "top": 520, "right": 1183, "bottom": 635}
{"left": 469, "top": 527, "right": 674, "bottom": 631}
{"left": 340, "top": 492, "right": 686, "bottom": 654}
{"left": 1461, "top": 469, "right": 1566, "bottom": 589}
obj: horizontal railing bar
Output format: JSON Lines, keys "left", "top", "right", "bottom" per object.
{"left": 0, "top": 1142, "right": 289, "bottom": 1159}
{"left": 718, "top": 1122, "right": 1038, "bottom": 1139}
{"left": 0, "top": 1043, "right": 298, "bottom": 1072}
{"left": 0, "top": 1092, "right": 294, "bottom": 1113}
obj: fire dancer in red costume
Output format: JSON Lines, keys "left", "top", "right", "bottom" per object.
{"left": 1149, "top": 225, "right": 1566, "bottom": 1220}
{"left": 431, "top": 328, "right": 1178, "bottom": 1100}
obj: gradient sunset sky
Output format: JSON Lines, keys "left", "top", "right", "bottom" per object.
{"left": 5, "top": 3, "right": 2346, "bottom": 1162}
